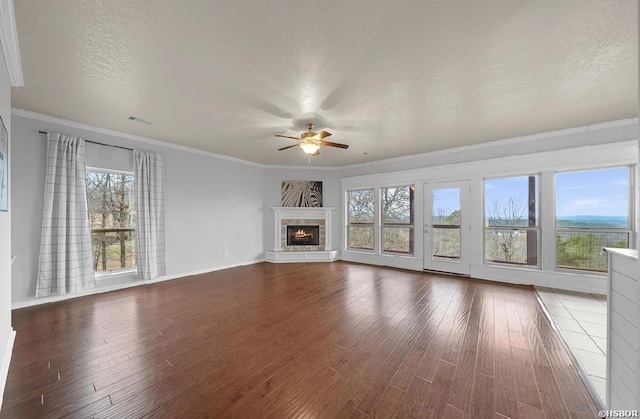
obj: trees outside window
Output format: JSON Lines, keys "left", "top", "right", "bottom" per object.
{"left": 431, "top": 188, "right": 461, "bottom": 259}
{"left": 347, "top": 189, "right": 375, "bottom": 250}
{"left": 86, "top": 170, "right": 136, "bottom": 273}
{"left": 555, "top": 167, "right": 630, "bottom": 272}
{"left": 484, "top": 175, "right": 539, "bottom": 266}
{"left": 345, "top": 165, "right": 632, "bottom": 274}
{"left": 381, "top": 185, "right": 414, "bottom": 254}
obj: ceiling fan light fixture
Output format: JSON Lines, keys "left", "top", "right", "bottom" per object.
{"left": 275, "top": 122, "right": 347, "bottom": 156}
{"left": 300, "top": 142, "right": 321, "bottom": 154}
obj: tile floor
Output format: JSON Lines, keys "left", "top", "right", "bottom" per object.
{"left": 536, "top": 287, "right": 607, "bottom": 404}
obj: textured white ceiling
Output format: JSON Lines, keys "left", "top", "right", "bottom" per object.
{"left": 11, "top": 0, "right": 638, "bottom": 166}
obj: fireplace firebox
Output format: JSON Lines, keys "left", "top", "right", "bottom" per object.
{"left": 287, "top": 225, "right": 320, "bottom": 246}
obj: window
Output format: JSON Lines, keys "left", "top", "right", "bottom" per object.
{"left": 484, "top": 175, "right": 539, "bottom": 266}
{"left": 347, "top": 189, "right": 375, "bottom": 250}
{"left": 381, "top": 185, "right": 414, "bottom": 254}
{"left": 86, "top": 170, "right": 136, "bottom": 273}
{"left": 555, "top": 166, "right": 631, "bottom": 272}
{"left": 431, "top": 188, "right": 461, "bottom": 259}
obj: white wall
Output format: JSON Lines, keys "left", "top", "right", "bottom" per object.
{"left": 10, "top": 113, "right": 266, "bottom": 305}
{"left": 262, "top": 167, "right": 341, "bottom": 251}
{"left": 10, "top": 113, "right": 345, "bottom": 304}
{"left": 10, "top": 110, "right": 640, "bottom": 304}
{"left": 339, "top": 120, "right": 639, "bottom": 179}
{"left": 0, "top": 39, "right": 13, "bottom": 410}
{"left": 339, "top": 122, "right": 639, "bottom": 294}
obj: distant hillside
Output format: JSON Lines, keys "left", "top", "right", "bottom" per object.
{"left": 556, "top": 215, "right": 628, "bottom": 228}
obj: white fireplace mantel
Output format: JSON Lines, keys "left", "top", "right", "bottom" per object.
{"left": 271, "top": 207, "right": 335, "bottom": 252}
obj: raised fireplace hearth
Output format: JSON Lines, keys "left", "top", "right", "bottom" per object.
{"left": 266, "top": 207, "right": 338, "bottom": 263}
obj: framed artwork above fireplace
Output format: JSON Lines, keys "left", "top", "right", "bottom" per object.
{"left": 281, "top": 180, "right": 323, "bottom": 207}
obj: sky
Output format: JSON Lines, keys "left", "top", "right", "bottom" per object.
{"left": 555, "top": 167, "right": 628, "bottom": 217}
{"left": 432, "top": 188, "right": 460, "bottom": 216}
{"left": 431, "top": 166, "right": 628, "bottom": 219}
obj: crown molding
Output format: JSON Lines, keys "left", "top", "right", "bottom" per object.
{"left": 340, "top": 118, "right": 639, "bottom": 171}
{"left": 339, "top": 139, "right": 637, "bottom": 184}
{"left": 12, "top": 108, "right": 345, "bottom": 170}
{"left": 266, "top": 164, "right": 338, "bottom": 171}
{"left": 0, "top": 0, "right": 23, "bottom": 87}
{"left": 12, "top": 108, "right": 267, "bottom": 168}
{"left": 11, "top": 108, "right": 638, "bottom": 172}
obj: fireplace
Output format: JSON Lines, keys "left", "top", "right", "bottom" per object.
{"left": 287, "top": 225, "right": 320, "bottom": 246}
{"left": 267, "top": 207, "right": 337, "bottom": 262}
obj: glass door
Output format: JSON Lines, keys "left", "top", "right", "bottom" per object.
{"left": 423, "top": 181, "right": 470, "bottom": 275}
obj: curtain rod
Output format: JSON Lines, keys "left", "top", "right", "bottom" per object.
{"left": 38, "top": 130, "right": 134, "bottom": 152}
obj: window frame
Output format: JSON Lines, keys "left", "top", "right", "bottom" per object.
{"left": 86, "top": 166, "right": 137, "bottom": 278}
{"left": 482, "top": 173, "right": 541, "bottom": 269}
{"left": 346, "top": 188, "right": 376, "bottom": 252}
{"left": 380, "top": 184, "right": 415, "bottom": 255}
{"left": 429, "top": 186, "right": 463, "bottom": 261}
{"left": 553, "top": 165, "right": 634, "bottom": 274}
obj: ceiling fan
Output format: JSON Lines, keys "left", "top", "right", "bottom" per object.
{"left": 276, "top": 123, "right": 349, "bottom": 156}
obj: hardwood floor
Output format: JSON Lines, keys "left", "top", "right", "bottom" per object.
{"left": 1, "top": 262, "right": 599, "bottom": 418}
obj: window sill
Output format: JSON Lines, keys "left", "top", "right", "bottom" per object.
{"left": 483, "top": 261, "right": 540, "bottom": 271}
{"left": 343, "top": 249, "right": 416, "bottom": 259}
{"left": 96, "top": 268, "right": 137, "bottom": 281}
{"left": 345, "top": 248, "right": 375, "bottom": 254}
{"left": 381, "top": 252, "right": 415, "bottom": 258}
{"left": 481, "top": 262, "right": 606, "bottom": 278}
{"left": 554, "top": 267, "right": 607, "bottom": 277}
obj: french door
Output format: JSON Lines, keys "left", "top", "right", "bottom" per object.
{"left": 423, "top": 181, "right": 470, "bottom": 275}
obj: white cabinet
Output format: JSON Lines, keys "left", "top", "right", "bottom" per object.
{"left": 605, "top": 248, "right": 639, "bottom": 409}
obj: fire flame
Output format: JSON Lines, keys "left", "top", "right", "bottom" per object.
{"left": 293, "top": 229, "right": 313, "bottom": 239}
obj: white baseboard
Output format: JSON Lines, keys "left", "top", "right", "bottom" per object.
{"left": 143, "top": 258, "right": 265, "bottom": 284}
{"left": 340, "top": 251, "right": 424, "bottom": 272}
{"left": 0, "top": 329, "right": 16, "bottom": 412}
{"left": 338, "top": 251, "right": 606, "bottom": 294}
{"left": 12, "top": 259, "right": 265, "bottom": 310}
{"left": 470, "top": 264, "right": 607, "bottom": 294}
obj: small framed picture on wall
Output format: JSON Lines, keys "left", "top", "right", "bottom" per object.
{"left": 0, "top": 115, "right": 7, "bottom": 212}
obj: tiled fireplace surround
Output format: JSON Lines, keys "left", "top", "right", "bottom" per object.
{"left": 265, "top": 207, "right": 338, "bottom": 263}
{"left": 280, "top": 219, "right": 325, "bottom": 251}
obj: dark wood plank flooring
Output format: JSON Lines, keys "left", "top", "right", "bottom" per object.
{"left": 1, "top": 262, "right": 599, "bottom": 418}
